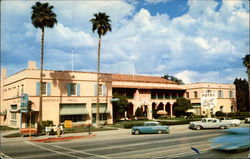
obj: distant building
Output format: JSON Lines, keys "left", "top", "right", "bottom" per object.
{"left": 0, "top": 61, "right": 236, "bottom": 128}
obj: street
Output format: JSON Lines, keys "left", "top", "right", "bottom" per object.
{"left": 1, "top": 128, "right": 249, "bottom": 159}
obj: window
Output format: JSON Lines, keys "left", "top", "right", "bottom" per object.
{"left": 231, "top": 106, "right": 234, "bottom": 112}
{"left": 41, "top": 82, "right": 47, "bottom": 95}
{"left": 70, "top": 83, "right": 76, "bottom": 95}
{"left": 67, "top": 83, "right": 80, "bottom": 96}
{"left": 10, "top": 105, "right": 17, "bottom": 126}
{"left": 21, "top": 84, "right": 24, "bottom": 95}
{"left": 60, "top": 115, "right": 87, "bottom": 123}
{"left": 229, "top": 91, "right": 233, "bottom": 98}
{"left": 17, "top": 86, "right": 19, "bottom": 97}
{"left": 220, "top": 106, "right": 224, "bottom": 112}
{"left": 98, "top": 84, "right": 102, "bottom": 96}
{"left": 194, "top": 91, "right": 198, "bottom": 98}
{"left": 36, "top": 82, "right": 51, "bottom": 96}
{"left": 207, "top": 90, "right": 212, "bottom": 93}
{"left": 186, "top": 92, "right": 189, "bottom": 98}
{"left": 218, "top": 90, "right": 223, "bottom": 98}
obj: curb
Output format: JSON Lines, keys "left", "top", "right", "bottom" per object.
{"left": 32, "top": 134, "right": 96, "bottom": 142}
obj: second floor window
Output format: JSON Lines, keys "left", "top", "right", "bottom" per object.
{"left": 41, "top": 82, "right": 47, "bottom": 95}
{"left": 218, "top": 90, "right": 223, "bottom": 98}
{"left": 229, "top": 90, "right": 234, "bottom": 98}
{"left": 67, "top": 83, "right": 80, "bottom": 96}
{"left": 194, "top": 91, "right": 198, "bottom": 98}
{"left": 186, "top": 92, "right": 189, "bottom": 98}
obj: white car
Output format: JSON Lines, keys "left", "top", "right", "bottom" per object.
{"left": 219, "top": 117, "right": 241, "bottom": 126}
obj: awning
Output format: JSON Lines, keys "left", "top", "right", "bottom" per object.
{"left": 92, "top": 108, "right": 110, "bottom": 114}
{"left": 60, "top": 108, "right": 89, "bottom": 115}
{"left": 92, "top": 103, "right": 110, "bottom": 114}
{"left": 10, "top": 109, "right": 20, "bottom": 113}
{"left": 60, "top": 104, "right": 89, "bottom": 115}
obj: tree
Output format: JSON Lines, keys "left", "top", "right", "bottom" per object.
{"left": 234, "top": 78, "right": 249, "bottom": 112}
{"left": 31, "top": 2, "right": 57, "bottom": 131}
{"left": 173, "top": 97, "right": 193, "bottom": 117}
{"left": 243, "top": 54, "right": 250, "bottom": 107}
{"left": 90, "top": 12, "right": 112, "bottom": 127}
{"left": 112, "top": 93, "right": 129, "bottom": 120}
{"left": 162, "top": 74, "right": 184, "bottom": 85}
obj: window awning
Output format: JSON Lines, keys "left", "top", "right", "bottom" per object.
{"left": 60, "top": 104, "right": 89, "bottom": 115}
{"left": 92, "top": 103, "right": 110, "bottom": 114}
{"left": 92, "top": 107, "right": 110, "bottom": 114}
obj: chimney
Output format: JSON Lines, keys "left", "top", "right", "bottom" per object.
{"left": 27, "top": 61, "right": 37, "bottom": 70}
{"left": 1, "top": 68, "right": 7, "bottom": 79}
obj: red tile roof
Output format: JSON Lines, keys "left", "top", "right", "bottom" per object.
{"left": 111, "top": 74, "right": 176, "bottom": 84}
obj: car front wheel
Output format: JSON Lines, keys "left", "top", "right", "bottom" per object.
{"left": 196, "top": 125, "right": 202, "bottom": 130}
{"left": 134, "top": 130, "right": 140, "bottom": 135}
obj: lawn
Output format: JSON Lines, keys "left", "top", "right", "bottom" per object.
{"left": 0, "top": 125, "right": 18, "bottom": 132}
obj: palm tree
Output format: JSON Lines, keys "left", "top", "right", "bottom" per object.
{"left": 31, "top": 2, "right": 57, "bottom": 131}
{"left": 243, "top": 54, "right": 250, "bottom": 107}
{"left": 90, "top": 12, "right": 111, "bottom": 127}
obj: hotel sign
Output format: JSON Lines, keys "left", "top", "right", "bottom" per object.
{"left": 201, "top": 92, "right": 217, "bottom": 110}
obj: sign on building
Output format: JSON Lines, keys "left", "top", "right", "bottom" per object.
{"left": 64, "top": 120, "right": 73, "bottom": 128}
{"left": 201, "top": 92, "right": 217, "bottom": 110}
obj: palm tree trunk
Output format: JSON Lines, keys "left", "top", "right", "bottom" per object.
{"left": 96, "top": 36, "right": 101, "bottom": 127}
{"left": 38, "top": 28, "right": 44, "bottom": 132}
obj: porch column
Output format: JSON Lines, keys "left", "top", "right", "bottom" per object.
{"left": 148, "top": 104, "right": 152, "bottom": 119}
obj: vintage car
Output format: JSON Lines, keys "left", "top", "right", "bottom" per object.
{"left": 219, "top": 117, "right": 241, "bottom": 126}
{"left": 189, "top": 118, "right": 231, "bottom": 130}
{"left": 131, "top": 121, "right": 169, "bottom": 135}
{"left": 210, "top": 127, "right": 250, "bottom": 151}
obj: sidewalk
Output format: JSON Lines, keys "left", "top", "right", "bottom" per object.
{"left": 1, "top": 124, "right": 191, "bottom": 143}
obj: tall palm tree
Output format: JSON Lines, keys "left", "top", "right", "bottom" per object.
{"left": 90, "top": 12, "right": 111, "bottom": 127}
{"left": 31, "top": 2, "right": 57, "bottom": 131}
{"left": 243, "top": 54, "right": 250, "bottom": 107}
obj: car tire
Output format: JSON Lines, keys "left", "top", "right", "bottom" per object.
{"left": 134, "top": 130, "right": 140, "bottom": 135}
{"left": 157, "top": 130, "right": 162, "bottom": 134}
{"left": 196, "top": 125, "right": 202, "bottom": 130}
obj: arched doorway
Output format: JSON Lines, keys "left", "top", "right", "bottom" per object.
{"left": 165, "top": 102, "right": 171, "bottom": 114}
{"left": 157, "top": 102, "right": 164, "bottom": 111}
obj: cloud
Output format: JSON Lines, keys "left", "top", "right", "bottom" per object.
{"left": 1, "top": 0, "right": 249, "bottom": 85}
{"left": 144, "top": 0, "right": 172, "bottom": 4}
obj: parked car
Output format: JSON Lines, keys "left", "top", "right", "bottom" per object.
{"left": 210, "top": 127, "right": 250, "bottom": 151}
{"left": 189, "top": 118, "right": 231, "bottom": 130}
{"left": 219, "top": 117, "right": 241, "bottom": 126}
{"left": 245, "top": 117, "right": 250, "bottom": 123}
{"left": 131, "top": 121, "right": 169, "bottom": 135}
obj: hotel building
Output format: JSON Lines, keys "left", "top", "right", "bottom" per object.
{"left": 0, "top": 61, "right": 236, "bottom": 128}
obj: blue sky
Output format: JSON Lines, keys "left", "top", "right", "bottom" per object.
{"left": 1, "top": 0, "right": 249, "bottom": 84}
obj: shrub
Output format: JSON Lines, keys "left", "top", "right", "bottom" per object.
{"left": 41, "top": 120, "right": 53, "bottom": 130}
{"left": 123, "top": 121, "right": 145, "bottom": 128}
{"left": 135, "top": 107, "right": 144, "bottom": 117}
{"left": 215, "top": 111, "right": 226, "bottom": 117}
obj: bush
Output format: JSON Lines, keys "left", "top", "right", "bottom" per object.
{"left": 194, "top": 115, "right": 205, "bottom": 118}
{"left": 41, "top": 120, "right": 53, "bottom": 130}
{"left": 215, "top": 111, "right": 226, "bottom": 117}
{"left": 135, "top": 107, "right": 144, "bottom": 117}
{"left": 123, "top": 121, "right": 145, "bottom": 128}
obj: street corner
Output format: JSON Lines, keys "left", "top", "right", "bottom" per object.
{"left": 31, "top": 134, "right": 96, "bottom": 143}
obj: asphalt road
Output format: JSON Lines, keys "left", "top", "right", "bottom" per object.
{"left": 1, "top": 129, "right": 249, "bottom": 159}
